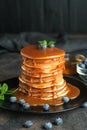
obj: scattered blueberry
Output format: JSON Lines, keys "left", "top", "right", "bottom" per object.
{"left": 23, "top": 103, "right": 30, "bottom": 109}
{"left": 82, "top": 102, "right": 87, "bottom": 108}
{"left": 18, "top": 99, "right": 25, "bottom": 105}
{"left": 9, "top": 96, "right": 17, "bottom": 103}
{"left": 48, "top": 44, "right": 55, "bottom": 48}
{"left": 54, "top": 117, "right": 63, "bottom": 125}
{"left": 43, "top": 122, "right": 52, "bottom": 129}
{"left": 38, "top": 44, "right": 47, "bottom": 49}
{"left": 62, "top": 96, "right": 70, "bottom": 103}
{"left": 23, "top": 120, "right": 33, "bottom": 128}
{"left": 43, "top": 104, "right": 50, "bottom": 111}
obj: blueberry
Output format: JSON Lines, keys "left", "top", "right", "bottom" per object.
{"left": 23, "top": 120, "right": 33, "bottom": 128}
{"left": 84, "top": 58, "right": 87, "bottom": 65}
{"left": 62, "top": 96, "right": 70, "bottom": 103}
{"left": 79, "top": 62, "right": 85, "bottom": 68}
{"left": 43, "top": 122, "right": 52, "bottom": 129}
{"left": 43, "top": 104, "right": 50, "bottom": 111}
{"left": 82, "top": 102, "right": 87, "bottom": 108}
{"left": 10, "top": 96, "right": 17, "bottom": 103}
{"left": 23, "top": 103, "right": 30, "bottom": 109}
{"left": 48, "top": 44, "right": 55, "bottom": 48}
{"left": 18, "top": 99, "right": 25, "bottom": 105}
{"left": 38, "top": 44, "right": 47, "bottom": 49}
{"left": 54, "top": 117, "right": 63, "bottom": 125}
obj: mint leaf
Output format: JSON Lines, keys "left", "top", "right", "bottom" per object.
{"left": 0, "top": 83, "right": 8, "bottom": 100}
{"left": 48, "top": 41, "right": 56, "bottom": 45}
{"left": 0, "top": 83, "right": 18, "bottom": 100}
{"left": 0, "top": 95, "right": 4, "bottom": 100}
{"left": 1, "top": 83, "right": 8, "bottom": 95}
{"left": 38, "top": 40, "right": 47, "bottom": 45}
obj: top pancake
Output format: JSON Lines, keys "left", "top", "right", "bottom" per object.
{"left": 21, "top": 45, "right": 65, "bottom": 59}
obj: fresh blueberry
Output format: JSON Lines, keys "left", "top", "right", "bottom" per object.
{"left": 43, "top": 122, "right": 52, "bottom": 129}
{"left": 18, "top": 99, "right": 25, "bottom": 105}
{"left": 82, "top": 102, "right": 87, "bottom": 108}
{"left": 79, "top": 62, "right": 85, "bottom": 68}
{"left": 23, "top": 120, "right": 33, "bottom": 128}
{"left": 62, "top": 96, "right": 70, "bottom": 103}
{"left": 10, "top": 96, "right": 17, "bottom": 103}
{"left": 84, "top": 58, "right": 87, "bottom": 65}
{"left": 23, "top": 103, "right": 30, "bottom": 109}
{"left": 43, "top": 104, "right": 50, "bottom": 111}
{"left": 38, "top": 44, "right": 47, "bottom": 49}
{"left": 54, "top": 117, "right": 63, "bottom": 125}
{"left": 48, "top": 44, "right": 55, "bottom": 48}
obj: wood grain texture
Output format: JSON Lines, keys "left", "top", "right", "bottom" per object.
{"left": 70, "top": 0, "right": 87, "bottom": 33}
{"left": 0, "top": 0, "right": 9, "bottom": 33}
{"left": 20, "top": 0, "right": 44, "bottom": 32}
{"left": 0, "top": 0, "right": 87, "bottom": 33}
{"left": 44, "top": 0, "right": 69, "bottom": 33}
{"left": 0, "top": 0, "right": 68, "bottom": 33}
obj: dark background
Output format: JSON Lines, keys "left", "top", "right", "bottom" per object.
{"left": 0, "top": 0, "right": 87, "bottom": 34}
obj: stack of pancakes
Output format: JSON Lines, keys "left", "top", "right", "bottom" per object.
{"left": 19, "top": 45, "right": 70, "bottom": 100}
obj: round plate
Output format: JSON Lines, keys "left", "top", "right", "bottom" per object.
{"left": 0, "top": 76, "right": 87, "bottom": 114}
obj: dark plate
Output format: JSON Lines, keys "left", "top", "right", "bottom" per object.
{"left": 0, "top": 76, "right": 87, "bottom": 114}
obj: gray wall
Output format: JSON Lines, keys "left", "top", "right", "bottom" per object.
{"left": 0, "top": 0, "right": 87, "bottom": 34}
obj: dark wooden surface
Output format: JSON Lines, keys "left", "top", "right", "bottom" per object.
{"left": 0, "top": 0, "right": 68, "bottom": 33}
{"left": 0, "top": 0, "right": 87, "bottom": 33}
{"left": 0, "top": 107, "right": 87, "bottom": 130}
{"left": 70, "top": 0, "right": 87, "bottom": 33}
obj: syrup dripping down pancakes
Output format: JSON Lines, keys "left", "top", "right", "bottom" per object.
{"left": 14, "top": 45, "right": 80, "bottom": 106}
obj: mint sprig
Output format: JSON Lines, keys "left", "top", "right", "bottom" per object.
{"left": 0, "top": 83, "right": 18, "bottom": 100}
{"left": 38, "top": 40, "right": 55, "bottom": 46}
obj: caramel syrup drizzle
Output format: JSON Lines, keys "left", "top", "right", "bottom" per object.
{"left": 16, "top": 56, "right": 80, "bottom": 106}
